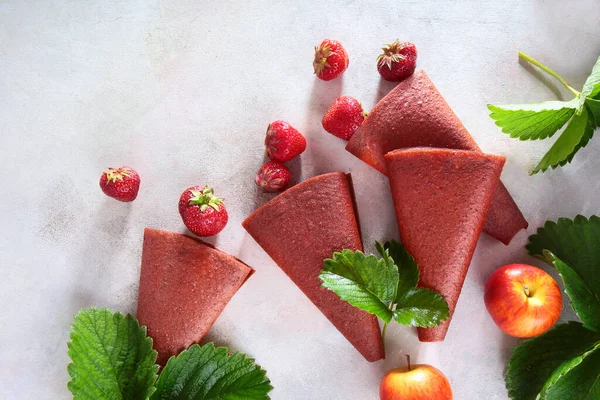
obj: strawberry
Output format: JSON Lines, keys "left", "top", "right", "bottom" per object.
{"left": 376, "top": 40, "right": 417, "bottom": 81}
{"left": 265, "top": 120, "right": 306, "bottom": 162}
{"left": 322, "top": 96, "right": 366, "bottom": 140}
{"left": 99, "top": 166, "right": 140, "bottom": 202}
{"left": 313, "top": 39, "right": 349, "bottom": 81}
{"left": 178, "top": 186, "right": 228, "bottom": 236}
{"left": 255, "top": 161, "right": 291, "bottom": 193}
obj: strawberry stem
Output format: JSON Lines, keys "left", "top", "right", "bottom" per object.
{"left": 381, "top": 322, "right": 389, "bottom": 352}
{"left": 188, "top": 188, "right": 224, "bottom": 212}
{"left": 518, "top": 51, "right": 580, "bottom": 96}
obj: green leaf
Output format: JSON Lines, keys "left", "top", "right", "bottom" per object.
{"left": 527, "top": 216, "right": 600, "bottom": 331}
{"left": 67, "top": 308, "right": 159, "bottom": 400}
{"left": 556, "top": 104, "right": 596, "bottom": 167}
{"left": 152, "top": 343, "right": 272, "bottom": 400}
{"left": 531, "top": 107, "right": 593, "bottom": 174}
{"left": 505, "top": 322, "right": 600, "bottom": 400}
{"left": 381, "top": 240, "right": 419, "bottom": 303}
{"left": 586, "top": 98, "right": 600, "bottom": 128}
{"left": 320, "top": 249, "right": 399, "bottom": 322}
{"left": 541, "top": 342, "right": 600, "bottom": 399}
{"left": 393, "top": 288, "right": 450, "bottom": 327}
{"left": 541, "top": 252, "right": 600, "bottom": 332}
{"left": 487, "top": 101, "right": 576, "bottom": 140}
{"left": 578, "top": 55, "right": 600, "bottom": 107}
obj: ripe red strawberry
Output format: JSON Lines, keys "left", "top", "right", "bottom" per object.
{"left": 322, "top": 96, "right": 367, "bottom": 140}
{"left": 178, "top": 186, "right": 228, "bottom": 236}
{"left": 265, "top": 120, "right": 306, "bottom": 162}
{"left": 313, "top": 39, "right": 349, "bottom": 81}
{"left": 99, "top": 166, "right": 140, "bottom": 202}
{"left": 255, "top": 161, "right": 291, "bottom": 193}
{"left": 377, "top": 40, "right": 417, "bottom": 81}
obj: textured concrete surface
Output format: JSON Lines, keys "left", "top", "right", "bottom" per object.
{"left": 1, "top": 1, "right": 599, "bottom": 399}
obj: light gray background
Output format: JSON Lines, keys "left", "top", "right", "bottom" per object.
{"left": 1, "top": 1, "right": 599, "bottom": 399}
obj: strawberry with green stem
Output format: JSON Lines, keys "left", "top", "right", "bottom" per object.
{"left": 376, "top": 40, "right": 417, "bottom": 82}
{"left": 313, "top": 39, "right": 349, "bottom": 81}
{"left": 178, "top": 186, "right": 228, "bottom": 237}
{"left": 99, "top": 166, "right": 140, "bottom": 202}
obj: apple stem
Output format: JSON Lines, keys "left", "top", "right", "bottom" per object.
{"left": 406, "top": 354, "right": 411, "bottom": 371}
{"left": 524, "top": 285, "right": 530, "bottom": 297}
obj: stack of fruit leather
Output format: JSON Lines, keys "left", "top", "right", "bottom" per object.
{"left": 346, "top": 71, "right": 527, "bottom": 341}
{"left": 346, "top": 70, "right": 527, "bottom": 245}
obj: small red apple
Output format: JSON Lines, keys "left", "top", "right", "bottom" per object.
{"left": 484, "top": 264, "right": 562, "bottom": 338}
{"left": 380, "top": 356, "right": 453, "bottom": 400}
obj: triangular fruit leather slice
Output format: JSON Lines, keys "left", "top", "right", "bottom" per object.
{"left": 345, "top": 70, "right": 527, "bottom": 245}
{"left": 137, "top": 228, "right": 253, "bottom": 365}
{"left": 385, "top": 148, "right": 505, "bottom": 342}
{"left": 242, "top": 172, "right": 384, "bottom": 362}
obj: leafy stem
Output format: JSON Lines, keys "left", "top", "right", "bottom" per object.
{"left": 518, "top": 51, "right": 580, "bottom": 96}
{"left": 381, "top": 322, "right": 389, "bottom": 350}
{"left": 381, "top": 297, "right": 396, "bottom": 351}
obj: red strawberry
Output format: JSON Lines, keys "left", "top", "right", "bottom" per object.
{"left": 322, "top": 96, "right": 367, "bottom": 140}
{"left": 376, "top": 40, "right": 417, "bottom": 81}
{"left": 313, "top": 39, "right": 349, "bottom": 81}
{"left": 255, "top": 161, "right": 291, "bottom": 193}
{"left": 178, "top": 186, "right": 228, "bottom": 236}
{"left": 99, "top": 166, "right": 140, "bottom": 202}
{"left": 265, "top": 120, "right": 306, "bottom": 162}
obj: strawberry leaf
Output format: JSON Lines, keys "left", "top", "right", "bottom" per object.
{"left": 541, "top": 251, "right": 600, "bottom": 332}
{"left": 380, "top": 240, "right": 419, "bottom": 303}
{"left": 487, "top": 101, "right": 576, "bottom": 141}
{"left": 577, "top": 55, "right": 600, "bottom": 109}
{"left": 320, "top": 249, "right": 398, "bottom": 323}
{"left": 320, "top": 241, "right": 449, "bottom": 328}
{"left": 67, "top": 308, "right": 159, "bottom": 400}
{"left": 527, "top": 216, "right": 600, "bottom": 331}
{"left": 542, "top": 342, "right": 600, "bottom": 399}
{"left": 586, "top": 98, "right": 600, "bottom": 128}
{"left": 505, "top": 322, "right": 600, "bottom": 400}
{"left": 152, "top": 343, "right": 272, "bottom": 400}
{"left": 393, "top": 288, "right": 449, "bottom": 327}
{"left": 531, "top": 107, "right": 595, "bottom": 174}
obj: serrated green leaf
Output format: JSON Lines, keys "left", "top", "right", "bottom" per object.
{"left": 531, "top": 108, "right": 593, "bottom": 174}
{"left": 505, "top": 322, "right": 600, "bottom": 400}
{"left": 67, "top": 308, "right": 159, "bottom": 400}
{"left": 487, "top": 101, "right": 576, "bottom": 141}
{"left": 541, "top": 251, "right": 600, "bottom": 332}
{"left": 382, "top": 240, "right": 419, "bottom": 303}
{"left": 586, "top": 98, "right": 600, "bottom": 128}
{"left": 578, "top": 55, "right": 600, "bottom": 109}
{"left": 393, "top": 288, "right": 449, "bottom": 327}
{"left": 527, "top": 216, "right": 600, "bottom": 331}
{"left": 152, "top": 343, "right": 272, "bottom": 400}
{"left": 320, "top": 249, "right": 398, "bottom": 322}
{"left": 540, "top": 342, "right": 600, "bottom": 399}
{"left": 556, "top": 104, "right": 596, "bottom": 167}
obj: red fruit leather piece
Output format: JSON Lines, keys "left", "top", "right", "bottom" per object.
{"left": 137, "top": 228, "right": 253, "bottom": 365}
{"left": 346, "top": 70, "right": 527, "bottom": 245}
{"left": 242, "top": 172, "right": 384, "bottom": 362}
{"left": 385, "top": 148, "right": 505, "bottom": 342}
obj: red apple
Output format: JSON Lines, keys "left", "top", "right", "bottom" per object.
{"left": 484, "top": 264, "right": 562, "bottom": 338}
{"left": 380, "top": 356, "right": 453, "bottom": 400}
